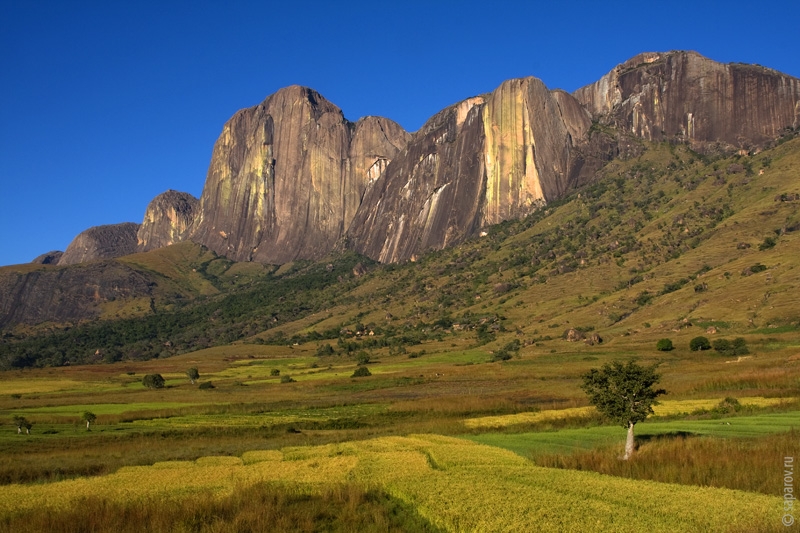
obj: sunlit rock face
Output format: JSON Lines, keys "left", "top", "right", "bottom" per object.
{"left": 58, "top": 222, "right": 140, "bottom": 265}
{"left": 137, "top": 190, "right": 198, "bottom": 252}
{"left": 189, "top": 86, "right": 409, "bottom": 263}
{"left": 573, "top": 51, "right": 800, "bottom": 152}
{"left": 346, "top": 78, "right": 593, "bottom": 263}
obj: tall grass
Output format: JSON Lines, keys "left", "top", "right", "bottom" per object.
{"left": 0, "top": 482, "right": 442, "bottom": 533}
{"left": 533, "top": 429, "right": 800, "bottom": 494}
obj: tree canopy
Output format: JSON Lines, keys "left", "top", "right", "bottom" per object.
{"left": 581, "top": 360, "right": 666, "bottom": 459}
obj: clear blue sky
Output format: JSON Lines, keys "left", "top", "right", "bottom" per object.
{"left": 1, "top": 1, "right": 798, "bottom": 266}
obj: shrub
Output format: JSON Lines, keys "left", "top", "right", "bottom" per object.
{"left": 712, "top": 397, "right": 742, "bottom": 414}
{"left": 758, "top": 236, "right": 776, "bottom": 251}
{"left": 690, "top": 336, "right": 711, "bottom": 351}
{"left": 712, "top": 338, "right": 749, "bottom": 357}
{"left": 280, "top": 375, "right": 296, "bottom": 383}
{"left": 656, "top": 339, "right": 674, "bottom": 351}
{"left": 316, "top": 343, "right": 335, "bottom": 356}
{"left": 352, "top": 366, "right": 371, "bottom": 378}
{"left": 270, "top": 369, "right": 280, "bottom": 376}
{"left": 198, "top": 381, "right": 215, "bottom": 390}
{"left": 356, "top": 352, "right": 371, "bottom": 365}
{"left": 142, "top": 374, "right": 165, "bottom": 389}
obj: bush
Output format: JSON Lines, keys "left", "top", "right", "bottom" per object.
{"left": 142, "top": 374, "right": 165, "bottom": 389}
{"left": 758, "top": 236, "right": 776, "bottom": 251}
{"left": 656, "top": 339, "right": 674, "bottom": 351}
{"left": 280, "top": 375, "right": 296, "bottom": 383}
{"left": 270, "top": 369, "right": 280, "bottom": 376}
{"left": 713, "top": 338, "right": 749, "bottom": 357}
{"left": 198, "top": 381, "right": 214, "bottom": 390}
{"left": 712, "top": 397, "right": 742, "bottom": 414}
{"left": 355, "top": 352, "right": 371, "bottom": 365}
{"left": 690, "top": 336, "right": 711, "bottom": 351}
{"left": 351, "top": 366, "right": 371, "bottom": 378}
{"left": 316, "top": 343, "right": 335, "bottom": 356}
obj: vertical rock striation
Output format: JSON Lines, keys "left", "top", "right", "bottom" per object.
{"left": 188, "top": 86, "right": 410, "bottom": 264}
{"left": 137, "top": 190, "right": 199, "bottom": 252}
{"left": 573, "top": 51, "right": 800, "bottom": 152}
{"left": 58, "top": 222, "right": 141, "bottom": 266}
{"left": 346, "top": 77, "right": 593, "bottom": 263}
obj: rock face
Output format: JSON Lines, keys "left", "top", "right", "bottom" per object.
{"left": 0, "top": 261, "right": 156, "bottom": 328}
{"left": 137, "top": 190, "right": 198, "bottom": 252}
{"left": 346, "top": 77, "right": 593, "bottom": 263}
{"left": 31, "top": 251, "right": 63, "bottom": 265}
{"left": 189, "top": 85, "right": 410, "bottom": 263}
{"left": 58, "top": 222, "right": 141, "bottom": 266}
{"left": 573, "top": 51, "right": 800, "bottom": 152}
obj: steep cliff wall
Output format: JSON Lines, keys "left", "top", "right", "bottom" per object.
{"left": 573, "top": 51, "right": 800, "bottom": 152}
{"left": 137, "top": 190, "right": 198, "bottom": 252}
{"left": 58, "top": 222, "right": 141, "bottom": 266}
{"left": 189, "top": 86, "right": 410, "bottom": 263}
{"left": 347, "top": 78, "right": 593, "bottom": 263}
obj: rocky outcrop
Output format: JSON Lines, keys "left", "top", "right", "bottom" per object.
{"left": 58, "top": 222, "right": 141, "bottom": 266}
{"left": 573, "top": 51, "right": 800, "bottom": 152}
{"left": 346, "top": 77, "right": 593, "bottom": 263}
{"left": 137, "top": 190, "right": 198, "bottom": 252}
{"left": 31, "top": 251, "right": 63, "bottom": 265}
{"left": 189, "top": 86, "right": 410, "bottom": 264}
{"left": 0, "top": 261, "right": 156, "bottom": 328}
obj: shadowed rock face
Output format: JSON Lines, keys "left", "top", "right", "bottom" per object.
{"left": 0, "top": 262, "right": 155, "bottom": 328}
{"left": 189, "top": 85, "right": 410, "bottom": 263}
{"left": 31, "top": 251, "right": 63, "bottom": 265}
{"left": 137, "top": 190, "right": 198, "bottom": 252}
{"left": 58, "top": 222, "right": 141, "bottom": 266}
{"left": 346, "top": 77, "right": 593, "bottom": 263}
{"left": 573, "top": 51, "right": 800, "bottom": 152}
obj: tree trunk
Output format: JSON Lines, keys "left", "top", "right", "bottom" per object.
{"left": 86, "top": 420, "right": 90, "bottom": 430}
{"left": 17, "top": 427, "right": 21, "bottom": 434}
{"left": 623, "top": 421, "right": 635, "bottom": 460}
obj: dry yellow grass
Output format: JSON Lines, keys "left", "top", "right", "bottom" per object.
{"left": 463, "top": 396, "right": 791, "bottom": 429}
{"left": 0, "top": 434, "right": 779, "bottom": 531}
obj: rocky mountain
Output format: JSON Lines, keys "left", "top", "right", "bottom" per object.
{"left": 24, "top": 51, "right": 800, "bottom": 270}
{"left": 137, "top": 190, "right": 199, "bottom": 252}
{"left": 31, "top": 251, "right": 63, "bottom": 265}
{"left": 346, "top": 78, "right": 594, "bottom": 263}
{"left": 574, "top": 51, "right": 800, "bottom": 152}
{"left": 188, "top": 85, "right": 410, "bottom": 264}
{"left": 0, "top": 261, "right": 156, "bottom": 328}
{"left": 58, "top": 222, "right": 141, "bottom": 266}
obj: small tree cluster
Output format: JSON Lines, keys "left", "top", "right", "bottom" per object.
{"left": 352, "top": 366, "right": 371, "bottom": 377}
{"left": 712, "top": 338, "right": 749, "bottom": 357}
{"left": 13, "top": 415, "right": 32, "bottom": 435}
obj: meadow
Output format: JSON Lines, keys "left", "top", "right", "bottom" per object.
{"left": 2, "top": 139, "right": 800, "bottom": 530}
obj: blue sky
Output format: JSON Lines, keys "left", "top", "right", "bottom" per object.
{"left": 1, "top": 1, "right": 798, "bottom": 266}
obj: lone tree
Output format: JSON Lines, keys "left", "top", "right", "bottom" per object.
{"left": 186, "top": 367, "right": 200, "bottom": 385}
{"left": 142, "top": 373, "right": 165, "bottom": 389}
{"left": 13, "top": 415, "right": 32, "bottom": 435}
{"left": 581, "top": 360, "right": 666, "bottom": 460}
{"left": 82, "top": 411, "right": 97, "bottom": 430}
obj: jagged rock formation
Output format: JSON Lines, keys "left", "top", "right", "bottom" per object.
{"left": 346, "top": 77, "right": 593, "bottom": 263}
{"left": 574, "top": 51, "right": 800, "bottom": 152}
{"left": 189, "top": 85, "right": 410, "bottom": 263}
{"left": 58, "top": 222, "right": 141, "bottom": 266}
{"left": 31, "top": 251, "right": 63, "bottom": 265}
{"left": 0, "top": 261, "right": 156, "bottom": 328}
{"left": 137, "top": 190, "right": 198, "bottom": 252}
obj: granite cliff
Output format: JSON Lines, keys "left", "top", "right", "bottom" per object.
{"left": 58, "top": 222, "right": 141, "bottom": 266}
{"left": 188, "top": 86, "right": 410, "bottom": 264}
{"left": 137, "top": 190, "right": 199, "bottom": 252}
{"left": 346, "top": 77, "right": 594, "bottom": 262}
{"left": 573, "top": 51, "right": 800, "bottom": 152}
